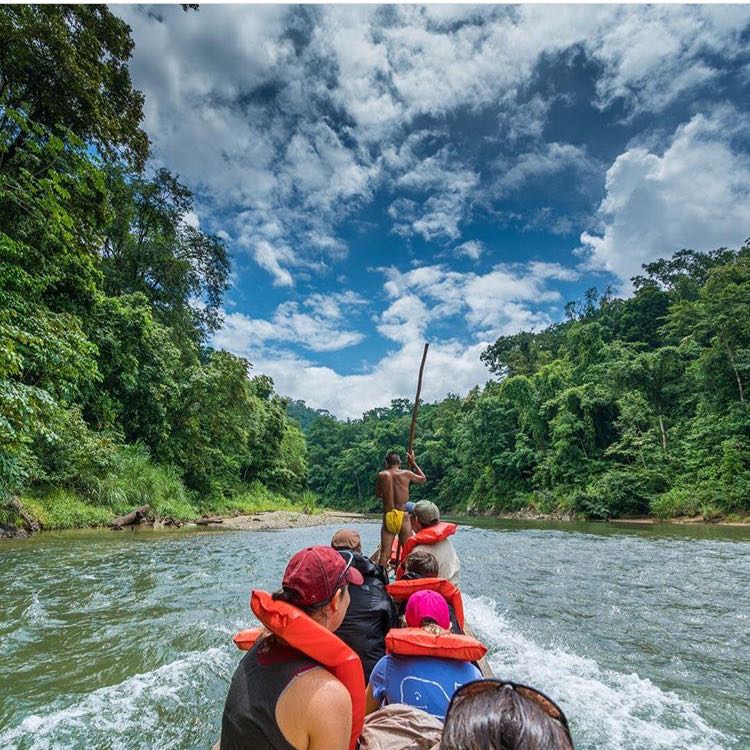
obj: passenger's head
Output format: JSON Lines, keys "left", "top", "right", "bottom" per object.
{"left": 441, "top": 679, "right": 574, "bottom": 750}
{"left": 331, "top": 528, "right": 362, "bottom": 554}
{"left": 404, "top": 549, "right": 439, "bottom": 578}
{"left": 405, "top": 589, "right": 450, "bottom": 631}
{"left": 272, "top": 546, "right": 363, "bottom": 631}
{"left": 410, "top": 500, "right": 440, "bottom": 531}
{"left": 385, "top": 451, "right": 401, "bottom": 467}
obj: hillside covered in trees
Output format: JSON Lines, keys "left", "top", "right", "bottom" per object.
{"left": 0, "top": 7, "right": 307, "bottom": 529}
{"left": 2, "top": 7, "right": 748, "bottom": 530}
{"left": 305, "top": 246, "right": 750, "bottom": 520}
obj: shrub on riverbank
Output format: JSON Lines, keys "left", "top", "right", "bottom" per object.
{"left": 85, "top": 445, "right": 196, "bottom": 521}
{"left": 204, "top": 481, "right": 318, "bottom": 517}
{"left": 18, "top": 490, "right": 113, "bottom": 530}
{"left": 1, "top": 450, "right": 311, "bottom": 530}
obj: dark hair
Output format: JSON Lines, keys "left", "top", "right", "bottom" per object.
{"left": 271, "top": 583, "right": 348, "bottom": 616}
{"left": 441, "top": 684, "right": 573, "bottom": 750}
{"left": 405, "top": 549, "right": 439, "bottom": 578}
{"left": 385, "top": 451, "right": 401, "bottom": 466}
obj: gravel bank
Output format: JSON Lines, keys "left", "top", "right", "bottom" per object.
{"left": 220, "top": 510, "right": 376, "bottom": 531}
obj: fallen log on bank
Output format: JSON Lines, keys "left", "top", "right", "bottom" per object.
{"left": 111, "top": 504, "right": 150, "bottom": 529}
{"left": 6, "top": 496, "right": 40, "bottom": 534}
{"left": 196, "top": 516, "right": 224, "bottom": 526}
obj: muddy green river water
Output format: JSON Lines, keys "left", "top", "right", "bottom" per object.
{"left": 1, "top": 519, "right": 749, "bottom": 749}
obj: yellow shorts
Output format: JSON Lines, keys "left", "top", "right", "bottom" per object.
{"left": 384, "top": 509, "right": 405, "bottom": 534}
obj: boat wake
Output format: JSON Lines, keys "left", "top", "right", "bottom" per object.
{"left": 0, "top": 597, "right": 732, "bottom": 750}
{"left": 466, "top": 596, "right": 730, "bottom": 750}
{"left": 0, "top": 646, "right": 234, "bottom": 750}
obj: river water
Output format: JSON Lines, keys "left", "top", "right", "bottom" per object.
{"left": 1, "top": 519, "right": 748, "bottom": 750}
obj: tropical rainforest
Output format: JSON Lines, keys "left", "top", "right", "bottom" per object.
{"left": 1, "top": 7, "right": 748, "bottom": 529}
{"left": 0, "top": 6, "right": 308, "bottom": 529}
{"left": 303, "top": 244, "right": 750, "bottom": 520}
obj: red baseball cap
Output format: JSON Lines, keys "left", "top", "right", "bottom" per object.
{"left": 282, "top": 546, "right": 363, "bottom": 607}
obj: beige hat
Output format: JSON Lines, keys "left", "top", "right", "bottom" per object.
{"left": 413, "top": 500, "right": 440, "bottom": 525}
{"left": 331, "top": 528, "right": 362, "bottom": 553}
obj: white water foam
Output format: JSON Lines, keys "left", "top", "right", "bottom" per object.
{"left": 1, "top": 593, "right": 66, "bottom": 654}
{"left": 0, "top": 646, "right": 234, "bottom": 750}
{"left": 23, "top": 593, "right": 65, "bottom": 628}
{"left": 466, "top": 596, "right": 730, "bottom": 750}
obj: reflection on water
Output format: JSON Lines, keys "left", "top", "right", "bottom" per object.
{"left": 1, "top": 519, "right": 748, "bottom": 749}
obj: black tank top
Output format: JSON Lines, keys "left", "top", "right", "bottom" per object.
{"left": 220, "top": 637, "right": 320, "bottom": 750}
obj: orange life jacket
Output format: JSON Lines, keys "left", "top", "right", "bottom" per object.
{"left": 233, "top": 626, "right": 265, "bottom": 651}
{"left": 389, "top": 537, "right": 400, "bottom": 566}
{"left": 232, "top": 590, "right": 365, "bottom": 750}
{"left": 385, "top": 627, "right": 487, "bottom": 662}
{"left": 396, "top": 521, "right": 457, "bottom": 578}
{"left": 386, "top": 577, "right": 465, "bottom": 631}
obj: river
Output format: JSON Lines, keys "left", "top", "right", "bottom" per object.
{"left": 1, "top": 519, "right": 748, "bottom": 749}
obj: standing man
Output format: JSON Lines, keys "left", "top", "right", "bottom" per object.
{"left": 376, "top": 450, "right": 426, "bottom": 567}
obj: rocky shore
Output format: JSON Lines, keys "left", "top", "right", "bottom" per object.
{"left": 219, "top": 510, "right": 375, "bottom": 531}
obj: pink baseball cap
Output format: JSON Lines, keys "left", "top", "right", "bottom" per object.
{"left": 405, "top": 589, "right": 450, "bottom": 630}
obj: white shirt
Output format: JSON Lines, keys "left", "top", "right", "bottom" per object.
{"left": 412, "top": 538, "right": 460, "bottom": 585}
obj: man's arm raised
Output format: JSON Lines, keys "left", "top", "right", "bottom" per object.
{"left": 406, "top": 450, "right": 427, "bottom": 484}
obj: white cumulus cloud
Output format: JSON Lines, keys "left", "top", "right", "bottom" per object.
{"left": 579, "top": 107, "right": 750, "bottom": 287}
{"left": 215, "top": 291, "right": 367, "bottom": 353}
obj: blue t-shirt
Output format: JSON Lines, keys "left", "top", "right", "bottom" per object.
{"left": 369, "top": 655, "right": 482, "bottom": 720}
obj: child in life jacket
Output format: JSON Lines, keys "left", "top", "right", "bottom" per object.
{"left": 365, "top": 590, "right": 485, "bottom": 721}
{"left": 390, "top": 550, "right": 465, "bottom": 634}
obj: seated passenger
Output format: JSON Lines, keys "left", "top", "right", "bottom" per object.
{"left": 388, "top": 550, "right": 465, "bottom": 634}
{"left": 365, "top": 590, "right": 484, "bottom": 721}
{"left": 441, "top": 678, "right": 574, "bottom": 749}
{"left": 221, "top": 546, "right": 365, "bottom": 750}
{"left": 398, "top": 500, "right": 460, "bottom": 584}
{"left": 331, "top": 528, "right": 398, "bottom": 681}
{"left": 403, "top": 548, "right": 439, "bottom": 579}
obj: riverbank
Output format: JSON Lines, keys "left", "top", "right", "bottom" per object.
{"left": 472, "top": 508, "right": 750, "bottom": 526}
{"left": 0, "top": 499, "right": 374, "bottom": 539}
{"left": 219, "top": 509, "right": 373, "bottom": 531}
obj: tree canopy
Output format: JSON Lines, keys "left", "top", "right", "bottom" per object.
{"left": 0, "top": 6, "right": 306, "bottom": 524}
{"left": 305, "top": 246, "right": 750, "bottom": 520}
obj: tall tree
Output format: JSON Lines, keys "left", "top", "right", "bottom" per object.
{"left": 0, "top": 5, "right": 147, "bottom": 171}
{"left": 102, "top": 168, "right": 230, "bottom": 344}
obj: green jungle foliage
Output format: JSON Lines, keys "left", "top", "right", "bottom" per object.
{"left": 0, "top": 6, "right": 308, "bottom": 528}
{"left": 2, "top": 6, "right": 747, "bottom": 528}
{"left": 287, "top": 400, "right": 334, "bottom": 433}
{"left": 306, "top": 246, "right": 750, "bottom": 520}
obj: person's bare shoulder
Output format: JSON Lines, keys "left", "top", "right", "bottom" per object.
{"left": 276, "top": 668, "right": 351, "bottom": 750}
{"left": 281, "top": 669, "right": 351, "bottom": 750}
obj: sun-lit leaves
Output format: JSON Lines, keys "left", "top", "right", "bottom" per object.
{"left": 0, "top": 7, "right": 305, "bottom": 517}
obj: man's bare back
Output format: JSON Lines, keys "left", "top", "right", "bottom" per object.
{"left": 376, "top": 468, "right": 421, "bottom": 511}
{"left": 376, "top": 450, "right": 426, "bottom": 567}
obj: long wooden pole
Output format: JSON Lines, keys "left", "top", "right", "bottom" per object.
{"left": 407, "top": 343, "right": 430, "bottom": 456}
{"left": 395, "top": 343, "right": 429, "bottom": 574}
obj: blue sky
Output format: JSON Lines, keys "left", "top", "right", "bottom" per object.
{"left": 117, "top": 5, "right": 750, "bottom": 418}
